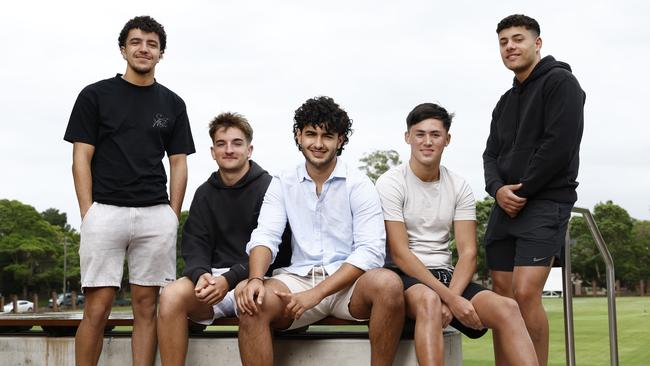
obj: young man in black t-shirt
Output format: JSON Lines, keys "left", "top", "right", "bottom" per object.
{"left": 64, "top": 16, "right": 195, "bottom": 366}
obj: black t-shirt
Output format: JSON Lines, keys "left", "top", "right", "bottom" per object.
{"left": 64, "top": 74, "right": 195, "bottom": 206}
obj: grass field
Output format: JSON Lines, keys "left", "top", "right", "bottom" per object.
{"left": 462, "top": 296, "right": 650, "bottom": 366}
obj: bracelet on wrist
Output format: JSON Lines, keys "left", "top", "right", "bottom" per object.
{"left": 248, "top": 277, "right": 264, "bottom": 284}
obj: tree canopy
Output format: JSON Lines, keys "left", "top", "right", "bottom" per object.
{"left": 569, "top": 200, "right": 650, "bottom": 289}
{"left": 0, "top": 199, "right": 79, "bottom": 297}
{"left": 358, "top": 149, "right": 401, "bottom": 183}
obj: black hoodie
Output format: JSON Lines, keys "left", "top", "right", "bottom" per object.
{"left": 181, "top": 160, "right": 291, "bottom": 289}
{"left": 483, "top": 55, "right": 585, "bottom": 203}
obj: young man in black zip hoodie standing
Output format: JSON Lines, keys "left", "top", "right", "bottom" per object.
{"left": 156, "top": 113, "right": 289, "bottom": 366}
{"left": 483, "top": 14, "right": 585, "bottom": 366}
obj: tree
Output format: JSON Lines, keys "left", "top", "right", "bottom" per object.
{"left": 0, "top": 199, "right": 67, "bottom": 297}
{"left": 176, "top": 211, "right": 190, "bottom": 277}
{"left": 41, "top": 208, "right": 73, "bottom": 232}
{"left": 451, "top": 196, "right": 493, "bottom": 281}
{"left": 358, "top": 150, "right": 401, "bottom": 183}
{"left": 569, "top": 200, "right": 641, "bottom": 289}
{"left": 631, "top": 220, "right": 650, "bottom": 291}
{"left": 474, "top": 196, "right": 494, "bottom": 280}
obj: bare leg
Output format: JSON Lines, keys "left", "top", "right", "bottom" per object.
{"left": 75, "top": 287, "right": 116, "bottom": 366}
{"left": 348, "top": 269, "right": 405, "bottom": 366}
{"left": 238, "top": 279, "right": 293, "bottom": 366}
{"left": 512, "top": 266, "right": 552, "bottom": 366}
{"left": 131, "top": 284, "right": 159, "bottom": 366}
{"left": 490, "top": 270, "right": 515, "bottom": 366}
{"left": 158, "top": 277, "right": 215, "bottom": 366}
{"left": 404, "top": 284, "right": 443, "bottom": 366}
{"left": 472, "top": 290, "right": 538, "bottom": 366}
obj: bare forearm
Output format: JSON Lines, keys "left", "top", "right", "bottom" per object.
{"left": 450, "top": 221, "right": 479, "bottom": 295}
{"left": 393, "top": 251, "right": 456, "bottom": 303}
{"left": 448, "top": 256, "right": 475, "bottom": 296}
{"left": 248, "top": 246, "right": 272, "bottom": 279}
{"left": 72, "top": 143, "right": 94, "bottom": 217}
{"left": 312, "top": 263, "right": 363, "bottom": 300}
{"left": 169, "top": 154, "right": 188, "bottom": 216}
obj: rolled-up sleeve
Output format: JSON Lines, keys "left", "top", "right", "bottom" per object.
{"left": 345, "top": 178, "right": 386, "bottom": 271}
{"left": 246, "top": 177, "right": 287, "bottom": 261}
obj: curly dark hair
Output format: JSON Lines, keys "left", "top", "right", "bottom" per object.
{"left": 118, "top": 15, "right": 167, "bottom": 53}
{"left": 496, "top": 14, "right": 540, "bottom": 37}
{"left": 406, "top": 103, "right": 454, "bottom": 132}
{"left": 293, "top": 96, "right": 353, "bottom": 156}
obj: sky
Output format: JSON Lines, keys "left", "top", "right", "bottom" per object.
{"left": 1, "top": 0, "right": 648, "bottom": 230}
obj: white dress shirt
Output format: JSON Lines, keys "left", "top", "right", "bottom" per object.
{"left": 247, "top": 159, "right": 386, "bottom": 276}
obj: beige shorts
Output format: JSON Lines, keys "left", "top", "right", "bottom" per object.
{"left": 79, "top": 202, "right": 178, "bottom": 290}
{"left": 272, "top": 267, "right": 367, "bottom": 330}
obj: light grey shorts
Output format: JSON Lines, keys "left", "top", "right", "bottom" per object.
{"left": 272, "top": 267, "right": 366, "bottom": 330}
{"left": 79, "top": 202, "right": 178, "bottom": 290}
{"left": 190, "top": 268, "right": 238, "bottom": 325}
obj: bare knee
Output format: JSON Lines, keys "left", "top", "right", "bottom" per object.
{"left": 83, "top": 301, "right": 112, "bottom": 328}
{"left": 365, "top": 269, "right": 404, "bottom": 307}
{"left": 513, "top": 287, "right": 541, "bottom": 309}
{"left": 159, "top": 280, "right": 193, "bottom": 319}
{"left": 239, "top": 287, "right": 286, "bottom": 330}
{"left": 132, "top": 292, "right": 158, "bottom": 320}
{"left": 494, "top": 296, "right": 521, "bottom": 323}
{"left": 415, "top": 290, "right": 442, "bottom": 319}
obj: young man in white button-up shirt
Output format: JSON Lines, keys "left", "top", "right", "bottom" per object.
{"left": 236, "top": 96, "right": 405, "bottom": 366}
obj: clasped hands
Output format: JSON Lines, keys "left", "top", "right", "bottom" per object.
{"left": 194, "top": 273, "right": 229, "bottom": 306}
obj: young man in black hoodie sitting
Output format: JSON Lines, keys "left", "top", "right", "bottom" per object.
{"left": 483, "top": 14, "right": 585, "bottom": 366}
{"left": 157, "top": 112, "right": 289, "bottom": 366}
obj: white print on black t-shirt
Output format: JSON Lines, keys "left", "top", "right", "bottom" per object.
{"left": 152, "top": 113, "right": 169, "bottom": 128}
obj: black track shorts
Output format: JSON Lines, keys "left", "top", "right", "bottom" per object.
{"left": 484, "top": 199, "right": 573, "bottom": 271}
{"left": 388, "top": 267, "right": 489, "bottom": 339}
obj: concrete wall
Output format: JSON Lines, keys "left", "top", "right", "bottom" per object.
{"left": 0, "top": 331, "right": 462, "bottom": 365}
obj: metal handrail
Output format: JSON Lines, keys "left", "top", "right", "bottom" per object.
{"left": 563, "top": 206, "right": 619, "bottom": 366}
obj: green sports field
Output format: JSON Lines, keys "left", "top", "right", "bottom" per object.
{"left": 462, "top": 296, "right": 650, "bottom": 366}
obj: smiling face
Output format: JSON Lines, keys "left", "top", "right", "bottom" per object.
{"left": 498, "top": 26, "right": 541, "bottom": 81}
{"left": 120, "top": 28, "right": 162, "bottom": 76}
{"left": 406, "top": 118, "right": 450, "bottom": 168}
{"left": 210, "top": 126, "right": 252, "bottom": 174}
{"left": 296, "top": 124, "right": 343, "bottom": 171}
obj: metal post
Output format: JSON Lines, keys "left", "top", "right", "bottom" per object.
{"left": 562, "top": 231, "right": 576, "bottom": 366}
{"left": 571, "top": 207, "right": 619, "bottom": 366}
{"left": 63, "top": 237, "right": 68, "bottom": 295}
{"left": 11, "top": 295, "right": 17, "bottom": 314}
{"left": 52, "top": 291, "right": 59, "bottom": 312}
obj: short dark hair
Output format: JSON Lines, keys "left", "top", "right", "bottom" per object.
{"left": 406, "top": 103, "right": 454, "bottom": 131}
{"left": 118, "top": 15, "right": 167, "bottom": 53}
{"left": 293, "top": 96, "right": 353, "bottom": 156}
{"left": 496, "top": 14, "right": 540, "bottom": 37}
{"left": 209, "top": 112, "right": 253, "bottom": 143}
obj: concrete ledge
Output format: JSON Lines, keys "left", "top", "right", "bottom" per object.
{"left": 0, "top": 330, "right": 462, "bottom": 365}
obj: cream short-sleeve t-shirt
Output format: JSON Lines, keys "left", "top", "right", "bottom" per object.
{"left": 376, "top": 163, "right": 476, "bottom": 271}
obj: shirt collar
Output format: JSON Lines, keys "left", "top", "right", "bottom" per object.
{"left": 297, "top": 158, "right": 347, "bottom": 182}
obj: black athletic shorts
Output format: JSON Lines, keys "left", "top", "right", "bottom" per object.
{"left": 388, "top": 267, "right": 488, "bottom": 339}
{"left": 484, "top": 199, "right": 573, "bottom": 271}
